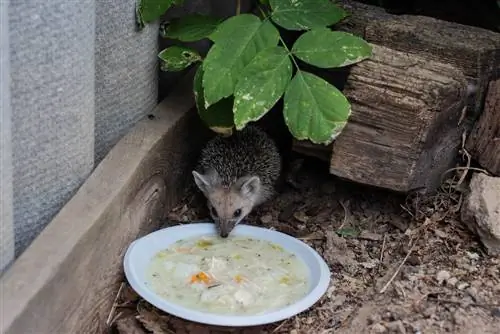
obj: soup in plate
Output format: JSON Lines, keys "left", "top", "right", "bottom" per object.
{"left": 144, "top": 235, "right": 310, "bottom": 315}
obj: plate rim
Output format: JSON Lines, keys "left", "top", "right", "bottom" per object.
{"left": 123, "top": 222, "right": 331, "bottom": 327}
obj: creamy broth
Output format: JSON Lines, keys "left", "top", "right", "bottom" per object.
{"left": 145, "top": 235, "right": 310, "bottom": 315}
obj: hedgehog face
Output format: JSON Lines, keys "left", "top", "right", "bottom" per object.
{"left": 193, "top": 171, "right": 261, "bottom": 238}
{"left": 206, "top": 192, "right": 249, "bottom": 238}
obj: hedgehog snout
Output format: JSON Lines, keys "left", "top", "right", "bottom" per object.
{"left": 216, "top": 218, "right": 237, "bottom": 238}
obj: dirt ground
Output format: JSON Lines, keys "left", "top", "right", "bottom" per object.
{"left": 109, "top": 158, "right": 500, "bottom": 334}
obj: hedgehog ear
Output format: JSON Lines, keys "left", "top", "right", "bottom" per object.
{"left": 192, "top": 169, "right": 220, "bottom": 194}
{"left": 237, "top": 176, "right": 261, "bottom": 199}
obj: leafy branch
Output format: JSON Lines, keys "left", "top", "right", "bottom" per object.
{"left": 136, "top": 0, "right": 372, "bottom": 145}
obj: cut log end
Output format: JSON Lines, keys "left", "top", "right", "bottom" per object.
{"left": 294, "top": 44, "right": 469, "bottom": 193}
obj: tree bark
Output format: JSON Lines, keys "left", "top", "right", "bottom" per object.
{"left": 466, "top": 79, "right": 500, "bottom": 176}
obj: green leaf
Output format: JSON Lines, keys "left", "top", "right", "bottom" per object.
{"left": 283, "top": 71, "right": 351, "bottom": 144}
{"left": 233, "top": 47, "right": 292, "bottom": 130}
{"left": 136, "top": 0, "right": 175, "bottom": 28}
{"left": 336, "top": 227, "right": 360, "bottom": 238}
{"left": 161, "top": 14, "right": 223, "bottom": 42}
{"left": 292, "top": 29, "right": 372, "bottom": 68}
{"left": 194, "top": 65, "right": 234, "bottom": 136}
{"left": 202, "top": 14, "right": 280, "bottom": 107}
{"left": 270, "top": 0, "right": 348, "bottom": 31}
{"left": 158, "top": 46, "right": 201, "bottom": 72}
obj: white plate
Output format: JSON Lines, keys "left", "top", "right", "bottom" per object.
{"left": 124, "top": 222, "right": 331, "bottom": 327}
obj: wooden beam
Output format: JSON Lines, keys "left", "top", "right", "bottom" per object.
{"left": 0, "top": 71, "right": 209, "bottom": 333}
{"left": 466, "top": 79, "right": 500, "bottom": 176}
{"left": 327, "top": 44, "right": 468, "bottom": 192}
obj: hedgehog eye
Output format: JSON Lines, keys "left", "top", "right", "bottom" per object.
{"left": 210, "top": 206, "right": 218, "bottom": 218}
{"left": 233, "top": 208, "right": 242, "bottom": 218}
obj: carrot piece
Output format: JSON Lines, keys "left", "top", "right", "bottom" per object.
{"left": 190, "top": 272, "right": 212, "bottom": 284}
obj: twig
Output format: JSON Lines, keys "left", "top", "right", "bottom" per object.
{"left": 337, "top": 200, "right": 350, "bottom": 230}
{"left": 441, "top": 131, "right": 490, "bottom": 186}
{"left": 106, "top": 282, "right": 125, "bottom": 326}
{"left": 236, "top": 0, "right": 241, "bottom": 15}
{"left": 430, "top": 297, "right": 500, "bottom": 309}
{"left": 379, "top": 233, "right": 387, "bottom": 262}
{"left": 458, "top": 105, "right": 467, "bottom": 126}
{"left": 298, "top": 232, "right": 324, "bottom": 241}
{"left": 272, "top": 318, "right": 291, "bottom": 333}
{"left": 400, "top": 204, "right": 414, "bottom": 218}
{"left": 451, "top": 193, "right": 463, "bottom": 213}
{"left": 379, "top": 238, "right": 416, "bottom": 293}
{"left": 455, "top": 131, "right": 472, "bottom": 187}
{"left": 441, "top": 166, "right": 490, "bottom": 181}
{"left": 379, "top": 218, "right": 434, "bottom": 293}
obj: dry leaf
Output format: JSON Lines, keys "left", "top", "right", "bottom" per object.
{"left": 136, "top": 302, "right": 173, "bottom": 334}
{"left": 358, "top": 230, "right": 383, "bottom": 241}
{"left": 294, "top": 211, "right": 310, "bottom": 223}
{"left": 260, "top": 214, "right": 273, "bottom": 224}
{"left": 121, "top": 284, "right": 140, "bottom": 304}
{"left": 115, "top": 316, "right": 147, "bottom": 334}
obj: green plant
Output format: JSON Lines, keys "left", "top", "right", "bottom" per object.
{"left": 136, "top": 0, "right": 372, "bottom": 144}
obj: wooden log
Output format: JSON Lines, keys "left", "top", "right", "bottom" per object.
{"left": 466, "top": 79, "right": 500, "bottom": 176}
{"left": 0, "top": 71, "right": 209, "bottom": 333}
{"left": 336, "top": 0, "right": 393, "bottom": 36}
{"left": 337, "top": 0, "right": 500, "bottom": 118}
{"left": 327, "top": 44, "right": 468, "bottom": 192}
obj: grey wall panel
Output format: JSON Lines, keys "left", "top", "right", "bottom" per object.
{"left": 94, "top": 0, "right": 160, "bottom": 162}
{"left": 9, "top": 0, "right": 96, "bottom": 256}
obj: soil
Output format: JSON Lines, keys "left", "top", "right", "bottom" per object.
{"left": 109, "top": 158, "right": 500, "bottom": 334}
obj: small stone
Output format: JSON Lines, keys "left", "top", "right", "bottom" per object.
{"left": 360, "top": 259, "right": 379, "bottom": 269}
{"left": 457, "top": 282, "right": 470, "bottom": 290}
{"left": 466, "top": 251, "right": 480, "bottom": 260}
{"left": 423, "top": 306, "right": 437, "bottom": 318}
{"left": 371, "top": 323, "right": 387, "bottom": 333}
{"left": 453, "top": 310, "right": 466, "bottom": 325}
{"left": 460, "top": 173, "right": 500, "bottom": 255}
{"left": 326, "top": 285, "right": 336, "bottom": 299}
{"left": 368, "top": 313, "right": 382, "bottom": 324}
{"left": 331, "top": 294, "right": 347, "bottom": 308}
{"left": 466, "top": 287, "right": 478, "bottom": 301}
{"left": 447, "top": 277, "right": 458, "bottom": 287}
{"left": 491, "top": 307, "right": 500, "bottom": 317}
{"left": 386, "top": 320, "right": 406, "bottom": 333}
{"left": 260, "top": 214, "right": 273, "bottom": 224}
{"left": 436, "top": 270, "right": 451, "bottom": 285}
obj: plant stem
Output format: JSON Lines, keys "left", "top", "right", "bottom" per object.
{"left": 278, "top": 36, "right": 300, "bottom": 71}
{"left": 257, "top": 5, "right": 300, "bottom": 71}
{"left": 236, "top": 0, "right": 241, "bottom": 15}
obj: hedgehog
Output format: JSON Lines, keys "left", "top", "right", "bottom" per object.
{"left": 192, "top": 125, "right": 282, "bottom": 238}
